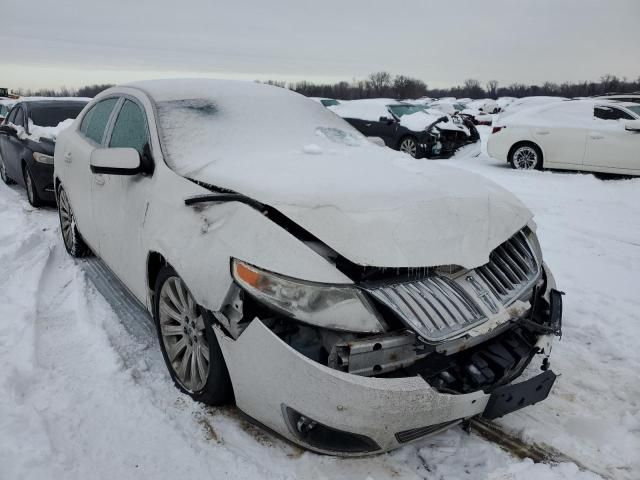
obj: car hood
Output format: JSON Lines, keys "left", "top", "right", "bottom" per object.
{"left": 187, "top": 146, "right": 532, "bottom": 269}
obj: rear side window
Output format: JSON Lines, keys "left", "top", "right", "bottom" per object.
{"left": 80, "top": 98, "right": 118, "bottom": 144}
{"left": 109, "top": 100, "right": 149, "bottom": 155}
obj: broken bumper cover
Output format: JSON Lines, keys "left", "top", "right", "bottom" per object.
{"left": 214, "top": 320, "right": 557, "bottom": 455}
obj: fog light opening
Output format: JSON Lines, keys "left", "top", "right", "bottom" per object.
{"left": 282, "top": 405, "right": 380, "bottom": 454}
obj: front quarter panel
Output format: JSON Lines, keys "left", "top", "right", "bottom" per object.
{"left": 142, "top": 172, "right": 353, "bottom": 312}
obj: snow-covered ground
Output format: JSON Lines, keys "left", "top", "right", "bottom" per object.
{"left": 1, "top": 128, "right": 638, "bottom": 479}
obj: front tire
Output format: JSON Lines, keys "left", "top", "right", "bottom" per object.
{"left": 509, "top": 143, "right": 542, "bottom": 170}
{"left": 399, "top": 136, "right": 419, "bottom": 158}
{"left": 57, "top": 185, "right": 91, "bottom": 257}
{"left": 153, "top": 266, "right": 233, "bottom": 406}
{"left": 23, "top": 164, "right": 43, "bottom": 207}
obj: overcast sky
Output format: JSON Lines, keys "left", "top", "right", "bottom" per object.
{"left": 2, "top": 0, "right": 639, "bottom": 91}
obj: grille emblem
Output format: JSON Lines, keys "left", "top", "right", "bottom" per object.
{"left": 466, "top": 275, "right": 500, "bottom": 313}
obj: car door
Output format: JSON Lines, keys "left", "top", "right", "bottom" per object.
{"left": 61, "top": 97, "right": 120, "bottom": 250}
{"left": 91, "top": 97, "right": 154, "bottom": 299}
{"left": 531, "top": 102, "right": 589, "bottom": 166}
{"left": 584, "top": 106, "right": 640, "bottom": 171}
{"left": 1, "top": 106, "right": 29, "bottom": 182}
{"left": 0, "top": 106, "right": 19, "bottom": 179}
{"left": 365, "top": 108, "right": 398, "bottom": 146}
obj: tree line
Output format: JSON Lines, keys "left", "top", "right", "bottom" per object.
{"left": 12, "top": 73, "right": 640, "bottom": 100}
{"left": 267, "top": 73, "right": 640, "bottom": 100}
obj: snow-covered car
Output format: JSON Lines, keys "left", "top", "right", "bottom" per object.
{"left": 332, "top": 99, "right": 478, "bottom": 158}
{"left": 427, "top": 100, "right": 466, "bottom": 116}
{"left": 0, "top": 99, "right": 88, "bottom": 206}
{"left": 53, "top": 79, "right": 562, "bottom": 455}
{"left": 488, "top": 99, "right": 640, "bottom": 175}
{"left": 0, "top": 99, "right": 16, "bottom": 122}
{"left": 461, "top": 99, "right": 500, "bottom": 125}
{"left": 310, "top": 97, "right": 341, "bottom": 107}
{"left": 498, "top": 96, "right": 569, "bottom": 120}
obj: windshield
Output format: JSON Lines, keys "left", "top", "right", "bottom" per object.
{"left": 321, "top": 99, "right": 340, "bottom": 107}
{"left": 29, "top": 103, "right": 86, "bottom": 127}
{"left": 453, "top": 104, "right": 466, "bottom": 111}
{"left": 387, "top": 104, "right": 424, "bottom": 117}
{"left": 626, "top": 105, "right": 640, "bottom": 117}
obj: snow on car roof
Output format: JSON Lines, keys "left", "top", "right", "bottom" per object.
{"left": 331, "top": 98, "right": 403, "bottom": 121}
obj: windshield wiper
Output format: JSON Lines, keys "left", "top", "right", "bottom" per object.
{"left": 184, "top": 193, "right": 264, "bottom": 210}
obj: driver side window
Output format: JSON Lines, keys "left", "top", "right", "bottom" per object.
{"left": 108, "top": 99, "right": 149, "bottom": 155}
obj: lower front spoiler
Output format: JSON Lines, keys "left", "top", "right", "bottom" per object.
{"left": 214, "top": 320, "right": 556, "bottom": 455}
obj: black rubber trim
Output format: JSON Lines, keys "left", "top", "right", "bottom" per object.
{"left": 482, "top": 369, "right": 556, "bottom": 420}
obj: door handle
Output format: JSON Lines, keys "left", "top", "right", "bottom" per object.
{"left": 535, "top": 130, "right": 550, "bottom": 135}
{"left": 589, "top": 134, "right": 604, "bottom": 140}
{"left": 94, "top": 174, "right": 105, "bottom": 186}
{"left": 64, "top": 151, "right": 72, "bottom": 163}
{"left": 365, "top": 123, "right": 372, "bottom": 127}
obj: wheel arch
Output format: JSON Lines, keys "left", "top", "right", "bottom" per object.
{"left": 146, "top": 250, "right": 169, "bottom": 308}
{"left": 508, "top": 140, "right": 545, "bottom": 168}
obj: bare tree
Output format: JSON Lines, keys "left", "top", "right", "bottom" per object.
{"left": 486, "top": 80, "right": 499, "bottom": 98}
{"left": 367, "top": 71, "right": 393, "bottom": 97}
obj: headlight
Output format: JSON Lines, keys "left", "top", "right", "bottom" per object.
{"left": 33, "top": 152, "right": 54, "bottom": 164}
{"left": 231, "top": 259, "right": 384, "bottom": 333}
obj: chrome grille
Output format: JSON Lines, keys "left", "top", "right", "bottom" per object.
{"left": 476, "top": 230, "right": 540, "bottom": 305}
{"left": 365, "top": 276, "right": 485, "bottom": 342}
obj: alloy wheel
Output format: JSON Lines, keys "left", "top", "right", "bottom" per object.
{"left": 399, "top": 138, "right": 418, "bottom": 158}
{"left": 159, "top": 277, "right": 210, "bottom": 392}
{"left": 512, "top": 146, "right": 538, "bottom": 170}
{"left": 25, "top": 168, "right": 35, "bottom": 203}
{"left": 58, "top": 188, "right": 75, "bottom": 251}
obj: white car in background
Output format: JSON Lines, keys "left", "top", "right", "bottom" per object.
{"left": 488, "top": 100, "right": 640, "bottom": 175}
{"left": 497, "top": 96, "right": 569, "bottom": 120}
{"left": 53, "top": 79, "right": 562, "bottom": 455}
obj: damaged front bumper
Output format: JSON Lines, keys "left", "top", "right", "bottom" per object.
{"left": 213, "top": 292, "right": 561, "bottom": 455}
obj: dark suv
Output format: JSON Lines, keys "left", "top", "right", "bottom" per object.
{"left": 0, "top": 99, "right": 88, "bottom": 206}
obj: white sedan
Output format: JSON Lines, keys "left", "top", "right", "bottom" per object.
{"left": 53, "top": 79, "right": 562, "bottom": 455}
{"left": 488, "top": 100, "right": 640, "bottom": 175}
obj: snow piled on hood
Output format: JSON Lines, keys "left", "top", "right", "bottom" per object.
{"left": 10, "top": 118, "right": 75, "bottom": 143}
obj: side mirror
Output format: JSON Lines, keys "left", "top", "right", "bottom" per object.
{"left": 0, "top": 124, "right": 16, "bottom": 136}
{"left": 90, "top": 147, "right": 143, "bottom": 175}
{"left": 624, "top": 119, "right": 640, "bottom": 132}
{"left": 379, "top": 116, "right": 395, "bottom": 125}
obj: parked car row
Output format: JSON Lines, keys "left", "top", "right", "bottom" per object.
{"left": 0, "top": 79, "right": 564, "bottom": 455}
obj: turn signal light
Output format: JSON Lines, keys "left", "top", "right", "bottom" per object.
{"left": 492, "top": 126, "right": 505, "bottom": 134}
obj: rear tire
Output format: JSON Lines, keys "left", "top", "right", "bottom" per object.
{"left": 0, "top": 152, "right": 15, "bottom": 185}
{"left": 153, "top": 266, "right": 233, "bottom": 406}
{"left": 57, "top": 185, "right": 91, "bottom": 257}
{"left": 23, "top": 164, "right": 43, "bottom": 207}
{"left": 509, "top": 142, "right": 542, "bottom": 170}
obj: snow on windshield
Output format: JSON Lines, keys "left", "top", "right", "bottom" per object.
{"left": 143, "top": 79, "right": 368, "bottom": 179}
